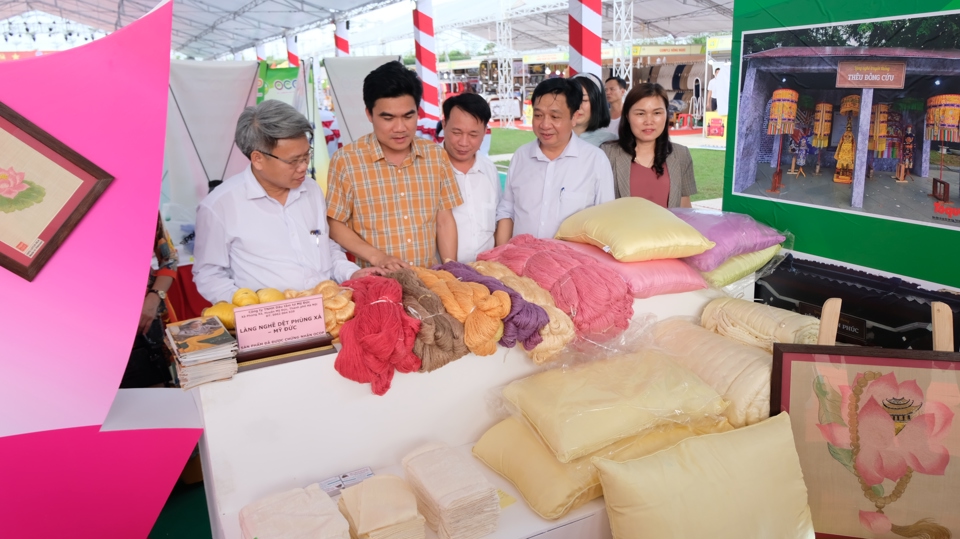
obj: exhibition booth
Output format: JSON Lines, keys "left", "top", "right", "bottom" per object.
{"left": 1, "top": 1, "right": 960, "bottom": 539}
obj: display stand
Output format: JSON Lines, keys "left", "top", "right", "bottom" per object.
{"left": 194, "top": 285, "right": 747, "bottom": 539}
{"left": 817, "top": 297, "right": 954, "bottom": 352}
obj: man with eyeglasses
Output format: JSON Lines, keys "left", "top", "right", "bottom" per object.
{"left": 193, "top": 100, "right": 380, "bottom": 304}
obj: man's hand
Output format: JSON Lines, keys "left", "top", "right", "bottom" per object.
{"left": 350, "top": 266, "right": 387, "bottom": 280}
{"left": 369, "top": 252, "right": 409, "bottom": 271}
{"left": 139, "top": 293, "right": 161, "bottom": 334}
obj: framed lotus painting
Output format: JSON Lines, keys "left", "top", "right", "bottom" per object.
{"left": 0, "top": 101, "right": 112, "bottom": 281}
{"left": 772, "top": 344, "right": 960, "bottom": 538}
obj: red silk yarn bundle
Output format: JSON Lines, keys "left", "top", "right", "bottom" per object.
{"left": 335, "top": 275, "right": 422, "bottom": 395}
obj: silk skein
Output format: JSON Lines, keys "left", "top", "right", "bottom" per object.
{"left": 387, "top": 269, "right": 469, "bottom": 372}
{"left": 335, "top": 275, "right": 421, "bottom": 395}
{"left": 413, "top": 267, "right": 511, "bottom": 356}
{"left": 436, "top": 261, "right": 549, "bottom": 351}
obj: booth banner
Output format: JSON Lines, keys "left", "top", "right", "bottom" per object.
{"left": 258, "top": 66, "right": 300, "bottom": 105}
{"left": 256, "top": 60, "right": 267, "bottom": 101}
{"left": 725, "top": 0, "right": 960, "bottom": 289}
{"left": 704, "top": 111, "right": 728, "bottom": 138}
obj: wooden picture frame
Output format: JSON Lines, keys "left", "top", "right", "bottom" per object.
{"left": 772, "top": 344, "right": 960, "bottom": 538}
{"left": 0, "top": 100, "right": 113, "bottom": 281}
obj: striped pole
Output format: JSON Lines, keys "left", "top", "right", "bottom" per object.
{"left": 285, "top": 35, "right": 300, "bottom": 67}
{"left": 568, "top": 0, "right": 602, "bottom": 77}
{"left": 255, "top": 44, "right": 266, "bottom": 62}
{"left": 413, "top": 0, "right": 440, "bottom": 121}
{"left": 335, "top": 20, "right": 350, "bottom": 57}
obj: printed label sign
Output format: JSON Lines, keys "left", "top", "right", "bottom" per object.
{"left": 234, "top": 296, "right": 326, "bottom": 351}
{"left": 836, "top": 61, "right": 906, "bottom": 89}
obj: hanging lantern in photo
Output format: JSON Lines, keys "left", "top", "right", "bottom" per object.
{"left": 767, "top": 89, "right": 799, "bottom": 135}
{"left": 812, "top": 102, "right": 833, "bottom": 148}
{"left": 840, "top": 95, "right": 861, "bottom": 116}
{"left": 925, "top": 94, "right": 960, "bottom": 142}
{"left": 868, "top": 103, "right": 890, "bottom": 156}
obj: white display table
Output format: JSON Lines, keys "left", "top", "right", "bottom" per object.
{"left": 195, "top": 283, "right": 749, "bottom": 539}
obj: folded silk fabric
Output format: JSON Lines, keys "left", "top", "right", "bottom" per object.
{"left": 402, "top": 443, "right": 500, "bottom": 539}
{"left": 239, "top": 483, "right": 350, "bottom": 539}
{"left": 651, "top": 319, "right": 772, "bottom": 428}
{"left": 338, "top": 475, "right": 425, "bottom": 539}
{"left": 701, "top": 297, "right": 820, "bottom": 352}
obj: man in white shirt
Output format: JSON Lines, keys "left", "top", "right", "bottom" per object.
{"left": 442, "top": 93, "right": 500, "bottom": 262}
{"left": 495, "top": 78, "right": 615, "bottom": 243}
{"left": 604, "top": 76, "right": 627, "bottom": 136}
{"left": 193, "top": 100, "right": 379, "bottom": 304}
{"left": 708, "top": 68, "right": 721, "bottom": 111}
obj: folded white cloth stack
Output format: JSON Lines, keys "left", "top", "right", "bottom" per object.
{"left": 701, "top": 297, "right": 820, "bottom": 352}
{"left": 337, "top": 475, "right": 426, "bottom": 539}
{"left": 239, "top": 483, "right": 350, "bottom": 539}
{"left": 402, "top": 443, "right": 500, "bottom": 539}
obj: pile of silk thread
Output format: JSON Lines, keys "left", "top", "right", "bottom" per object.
{"left": 437, "top": 261, "right": 549, "bottom": 351}
{"left": 413, "top": 267, "right": 512, "bottom": 356}
{"left": 335, "top": 275, "right": 421, "bottom": 395}
{"left": 477, "top": 234, "right": 633, "bottom": 341}
{"left": 470, "top": 260, "right": 576, "bottom": 364}
{"left": 388, "top": 269, "right": 470, "bottom": 372}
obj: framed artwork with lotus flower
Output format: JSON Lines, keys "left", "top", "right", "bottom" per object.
{"left": 772, "top": 344, "right": 959, "bottom": 539}
{"left": 0, "top": 100, "right": 112, "bottom": 281}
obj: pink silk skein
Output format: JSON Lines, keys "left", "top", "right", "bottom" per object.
{"left": 335, "top": 275, "right": 422, "bottom": 395}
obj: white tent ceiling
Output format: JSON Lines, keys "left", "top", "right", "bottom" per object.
{"left": 0, "top": 0, "right": 730, "bottom": 59}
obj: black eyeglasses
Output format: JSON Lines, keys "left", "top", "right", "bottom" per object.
{"left": 258, "top": 148, "right": 314, "bottom": 167}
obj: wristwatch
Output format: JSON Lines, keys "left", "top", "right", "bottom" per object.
{"left": 148, "top": 289, "right": 167, "bottom": 300}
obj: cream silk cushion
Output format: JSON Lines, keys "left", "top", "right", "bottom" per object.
{"left": 501, "top": 350, "right": 728, "bottom": 463}
{"left": 472, "top": 416, "right": 733, "bottom": 520}
{"left": 700, "top": 244, "right": 781, "bottom": 287}
{"left": 554, "top": 198, "right": 715, "bottom": 262}
{"left": 593, "top": 413, "right": 815, "bottom": 539}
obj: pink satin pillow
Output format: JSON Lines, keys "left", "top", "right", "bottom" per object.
{"left": 559, "top": 241, "right": 707, "bottom": 298}
{"left": 669, "top": 209, "right": 786, "bottom": 272}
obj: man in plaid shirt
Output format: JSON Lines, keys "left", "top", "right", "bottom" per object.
{"left": 326, "top": 61, "right": 463, "bottom": 269}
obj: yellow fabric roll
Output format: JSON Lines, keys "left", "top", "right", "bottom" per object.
{"left": 651, "top": 319, "right": 771, "bottom": 428}
{"left": 701, "top": 297, "right": 820, "bottom": 352}
{"left": 472, "top": 416, "right": 733, "bottom": 520}
{"left": 469, "top": 261, "right": 576, "bottom": 363}
{"left": 413, "top": 267, "right": 511, "bottom": 356}
{"left": 701, "top": 244, "right": 781, "bottom": 288}
{"left": 554, "top": 198, "right": 715, "bottom": 262}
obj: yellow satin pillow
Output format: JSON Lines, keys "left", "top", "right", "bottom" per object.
{"left": 501, "top": 350, "right": 728, "bottom": 463}
{"left": 701, "top": 244, "right": 781, "bottom": 288}
{"left": 594, "top": 413, "right": 815, "bottom": 539}
{"left": 472, "top": 416, "right": 733, "bottom": 520}
{"left": 554, "top": 198, "right": 715, "bottom": 262}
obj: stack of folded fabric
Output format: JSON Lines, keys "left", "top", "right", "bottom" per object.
{"left": 402, "top": 443, "right": 500, "bottom": 539}
{"left": 338, "top": 475, "right": 425, "bottom": 539}
{"left": 701, "top": 297, "right": 820, "bottom": 352}
{"left": 239, "top": 483, "right": 350, "bottom": 539}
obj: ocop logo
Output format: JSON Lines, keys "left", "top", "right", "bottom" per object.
{"left": 273, "top": 79, "right": 298, "bottom": 90}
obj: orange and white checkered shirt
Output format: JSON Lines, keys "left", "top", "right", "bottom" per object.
{"left": 326, "top": 133, "right": 463, "bottom": 268}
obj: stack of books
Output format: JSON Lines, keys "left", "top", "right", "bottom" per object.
{"left": 165, "top": 316, "right": 239, "bottom": 389}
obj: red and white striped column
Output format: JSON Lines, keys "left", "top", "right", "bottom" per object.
{"left": 256, "top": 44, "right": 266, "bottom": 62}
{"left": 413, "top": 0, "right": 440, "bottom": 121}
{"left": 285, "top": 34, "right": 300, "bottom": 67}
{"left": 568, "top": 0, "right": 602, "bottom": 77}
{"left": 335, "top": 20, "right": 350, "bottom": 57}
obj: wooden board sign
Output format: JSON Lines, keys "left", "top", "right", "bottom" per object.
{"left": 836, "top": 61, "right": 906, "bottom": 89}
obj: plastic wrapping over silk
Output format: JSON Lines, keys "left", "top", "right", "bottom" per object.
{"left": 701, "top": 244, "right": 782, "bottom": 288}
{"left": 337, "top": 475, "right": 426, "bottom": 539}
{"left": 401, "top": 443, "right": 500, "bottom": 539}
{"left": 239, "top": 483, "right": 350, "bottom": 539}
{"left": 501, "top": 350, "right": 728, "bottom": 463}
{"left": 477, "top": 235, "right": 633, "bottom": 341}
{"left": 472, "top": 416, "right": 733, "bottom": 520}
{"left": 554, "top": 198, "right": 715, "bottom": 262}
{"left": 593, "top": 413, "right": 815, "bottom": 539}
{"left": 651, "top": 319, "right": 772, "bottom": 427}
{"left": 560, "top": 241, "right": 708, "bottom": 298}
{"left": 669, "top": 208, "right": 786, "bottom": 272}
{"left": 701, "top": 297, "right": 820, "bottom": 352}
{"left": 469, "top": 260, "right": 576, "bottom": 363}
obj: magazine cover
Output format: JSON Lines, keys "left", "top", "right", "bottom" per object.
{"left": 165, "top": 316, "right": 234, "bottom": 355}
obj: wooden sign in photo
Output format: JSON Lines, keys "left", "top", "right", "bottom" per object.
{"left": 0, "top": 101, "right": 113, "bottom": 281}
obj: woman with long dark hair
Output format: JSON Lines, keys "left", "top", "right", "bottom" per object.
{"left": 570, "top": 73, "right": 617, "bottom": 147}
{"left": 600, "top": 83, "right": 697, "bottom": 208}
